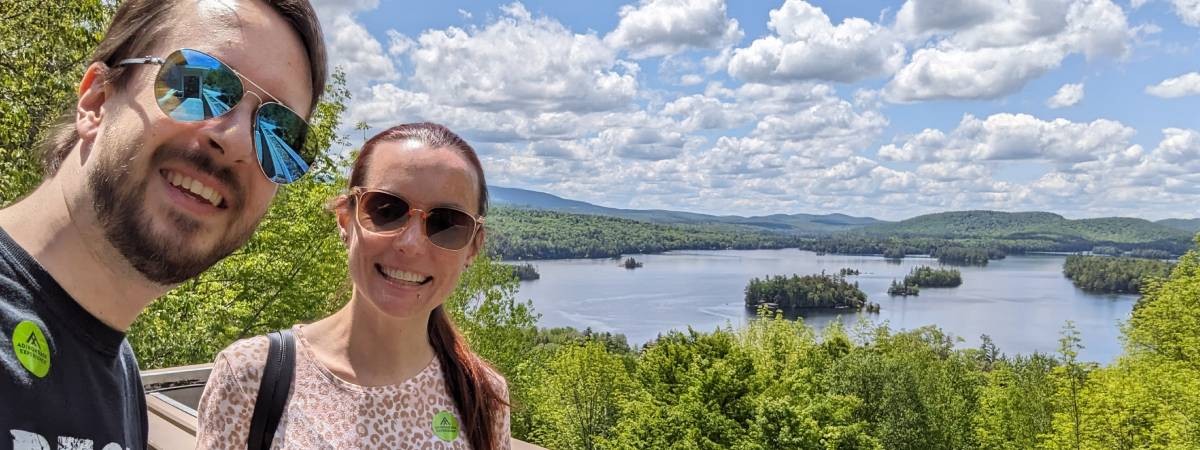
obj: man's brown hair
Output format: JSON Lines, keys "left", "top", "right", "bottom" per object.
{"left": 40, "top": 0, "right": 327, "bottom": 177}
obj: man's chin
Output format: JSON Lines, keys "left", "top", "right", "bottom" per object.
{"left": 118, "top": 217, "right": 249, "bottom": 285}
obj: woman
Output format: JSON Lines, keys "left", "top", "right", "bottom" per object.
{"left": 196, "top": 123, "right": 510, "bottom": 449}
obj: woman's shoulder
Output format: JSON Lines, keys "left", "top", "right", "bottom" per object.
{"left": 217, "top": 334, "right": 271, "bottom": 371}
{"left": 480, "top": 363, "right": 508, "bottom": 394}
{"left": 208, "top": 331, "right": 281, "bottom": 396}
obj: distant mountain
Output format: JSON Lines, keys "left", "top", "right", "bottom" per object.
{"left": 489, "top": 186, "right": 882, "bottom": 234}
{"left": 1158, "top": 218, "right": 1200, "bottom": 234}
{"left": 856, "top": 210, "right": 1192, "bottom": 244}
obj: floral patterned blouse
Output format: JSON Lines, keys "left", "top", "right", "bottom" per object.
{"left": 195, "top": 325, "right": 510, "bottom": 449}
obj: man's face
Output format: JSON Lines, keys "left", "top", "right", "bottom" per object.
{"left": 85, "top": 0, "right": 315, "bottom": 284}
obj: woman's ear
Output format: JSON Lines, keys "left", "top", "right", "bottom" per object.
{"left": 334, "top": 196, "right": 351, "bottom": 243}
{"left": 466, "top": 226, "right": 486, "bottom": 262}
{"left": 75, "top": 62, "right": 110, "bottom": 144}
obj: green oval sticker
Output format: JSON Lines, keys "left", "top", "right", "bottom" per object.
{"left": 12, "top": 321, "right": 50, "bottom": 378}
{"left": 432, "top": 410, "right": 459, "bottom": 442}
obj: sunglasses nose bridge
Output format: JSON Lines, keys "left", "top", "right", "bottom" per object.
{"left": 388, "top": 211, "right": 432, "bottom": 252}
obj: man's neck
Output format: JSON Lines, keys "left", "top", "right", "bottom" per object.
{"left": 0, "top": 181, "right": 166, "bottom": 332}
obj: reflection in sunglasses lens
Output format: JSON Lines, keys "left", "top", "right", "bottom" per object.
{"left": 154, "top": 49, "right": 243, "bottom": 121}
{"left": 255, "top": 103, "right": 311, "bottom": 183}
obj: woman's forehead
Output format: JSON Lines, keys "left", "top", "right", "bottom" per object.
{"left": 364, "top": 144, "right": 480, "bottom": 208}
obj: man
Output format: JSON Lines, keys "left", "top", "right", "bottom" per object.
{"left": 0, "top": 0, "right": 326, "bottom": 448}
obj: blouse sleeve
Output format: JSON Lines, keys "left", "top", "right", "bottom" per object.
{"left": 195, "top": 338, "right": 269, "bottom": 450}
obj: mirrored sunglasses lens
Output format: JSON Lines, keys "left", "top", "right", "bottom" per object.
{"left": 427, "top": 209, "right": 476, "bottom": 250}
{"left": 254, "top": 103, "right": 312, "bottom": 183}
{"left": 154, "top": 49, "right": 243, "bottom": 121}
{"left": 359, "top": 192, "right": 411, "bottom": 233}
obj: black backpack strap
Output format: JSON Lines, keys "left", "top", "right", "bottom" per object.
{"left": 247, "top": 329, "right": 296, "bottom": 450}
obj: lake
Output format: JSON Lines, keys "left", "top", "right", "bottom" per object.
{"left": 513, "top": 249, "right": 1137, "bottom": 363}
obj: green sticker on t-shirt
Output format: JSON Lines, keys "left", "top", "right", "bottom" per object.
{"left": 432, "top": 410, "right": 459, "bottom": 442}
{"left": 12, "top": 320, "right": 50, "bottom": 378}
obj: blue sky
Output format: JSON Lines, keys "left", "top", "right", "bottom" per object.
{"left": 310, "top": 0, "right": 1200, "bottom": 220}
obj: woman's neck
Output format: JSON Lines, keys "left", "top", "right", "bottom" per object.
{"left": 304, "top": 296, "right": 436, "bottom": 387}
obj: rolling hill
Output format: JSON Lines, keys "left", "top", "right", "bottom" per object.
{"left": 1158, "top": 218, "right": 1200, "bottom": 234}
{"left": 489, "top": 186, "right": 882, "bottom": 234}
{"left": 488, "top": 187, "right": 1197, "bottom": 257}
{"left": 854, "top": 210, "right": 1192, "bottom": 247}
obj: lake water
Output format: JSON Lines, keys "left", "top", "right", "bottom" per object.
{"left": 513, "top": 249, "right": 1137, "bottom": 363}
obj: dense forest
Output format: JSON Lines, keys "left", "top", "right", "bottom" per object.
{"left": 485, "top": 207, "right": 802, "bottom": 259}
{"left": 1062, "top": 255, "right": 1174, "bottom": 294}
{"left": 744, "top": 273, "right": 868, "bottom": 310}
{"left": 932, "top": 246, "right": 999, "bottom": 265}
{"left": 483, "top": 207, "right": 1192, "bottom": 261}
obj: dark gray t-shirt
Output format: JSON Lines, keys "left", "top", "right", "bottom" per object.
{"left": 0, "top": 228, "right": 147, "bottom": 450}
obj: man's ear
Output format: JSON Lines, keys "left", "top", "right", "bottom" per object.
{"left": 75, "top": 62, "right": 110, "bottom": 143}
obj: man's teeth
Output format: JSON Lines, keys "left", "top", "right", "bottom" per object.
{"left": 381, "top": 266, "right": 427, "bottom": 284}
{"left": 167, "top": 171, "right": 223, "bottom": 207}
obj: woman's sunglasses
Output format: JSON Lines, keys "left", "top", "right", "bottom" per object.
{"left": 350, "top": 187, "right": 485, "bottom": 251}
{"left": 116, "top": 48, "right": 314, "bottom": 184}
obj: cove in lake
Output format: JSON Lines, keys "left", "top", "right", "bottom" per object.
{"left": 514, "top": 249, "right": 1136, "bottom": 363}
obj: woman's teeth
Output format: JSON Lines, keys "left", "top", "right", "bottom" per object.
{"left": 380, "top": 265, "right": 429, "bottom": 284}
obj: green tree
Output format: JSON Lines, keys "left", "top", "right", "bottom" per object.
{"left": 526, "top": 341, "right": 635, "bottom": 450}
{"left": 0, "top": 0, "right": 114, "bottom": 204}
{"left": 973, "top": 353, "right": 1057, "bottom": 450}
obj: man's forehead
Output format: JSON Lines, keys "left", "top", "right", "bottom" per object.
{"left": 156, "top": 0, "right": 314, "bottom": 114}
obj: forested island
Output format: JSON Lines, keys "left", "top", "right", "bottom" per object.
{"left": 1062, "top": 255, "right": 1174, "bottom": 294}
{"left": 888, "top": 266, "right": 962, "bottom": 296}
{"left": 744, "top": 273, "right": 869, "bottom": 310}
{"left": 506, "top": 263, "right": 540, "bottom": 281}
{"left": 622, "top": 257, "right": 643, "bottom": 269}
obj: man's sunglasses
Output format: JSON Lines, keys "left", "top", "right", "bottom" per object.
{"left": 116, "top": 48, "right": 314, "bottom": 184}
{"left": 350, "top": 187, "right": 485, "bottom": 251}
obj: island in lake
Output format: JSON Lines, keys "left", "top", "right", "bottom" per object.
{"left": 744, "top": 272, "right": 878, "bottom": 312}
{"left": 888, "top": 266, "right": 962, "bottom": 296}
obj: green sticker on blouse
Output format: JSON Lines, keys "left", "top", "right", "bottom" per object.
{"left": 12, "top": 320, "right": 50, "bottom": 378}
{"left": 432, "top": 410, "right": 459, "bottom": 442}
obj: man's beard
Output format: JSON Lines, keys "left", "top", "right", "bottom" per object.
{"left": 88, "top": 144, "right": 259, "bottom": 285}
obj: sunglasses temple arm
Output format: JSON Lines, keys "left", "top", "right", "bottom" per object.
{"left": 114, "top": 56, "right": 165, "bottom": 67}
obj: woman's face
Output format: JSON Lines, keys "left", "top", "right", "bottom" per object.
{"left": 340, "top": 141, "right": 483, "bottom": 319}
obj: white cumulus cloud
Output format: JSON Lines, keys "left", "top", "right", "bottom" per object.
{"left": 407, "top": 3, "right": 638, "bottom": 114}
{"left": 727, "top": 0, "right": 906, "bottom": 83}
{"left": 879, "top": 113, "right": 1136, "bottom": 164}
{"left": 1046, "top": 83, "right": 1084, "bottom": 108}
{"left": 605, "top": 0, "right": 743, "bottom": 58}
{"left": 1146, "top": 72, "right": 1200, "bottom": 98}
{"left": 885, "top": 0, "right": 1131, "bottom": 102}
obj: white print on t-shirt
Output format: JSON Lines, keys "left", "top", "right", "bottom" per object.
{"left": 9, "top": 430, "right": 126, "bottom": 450}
